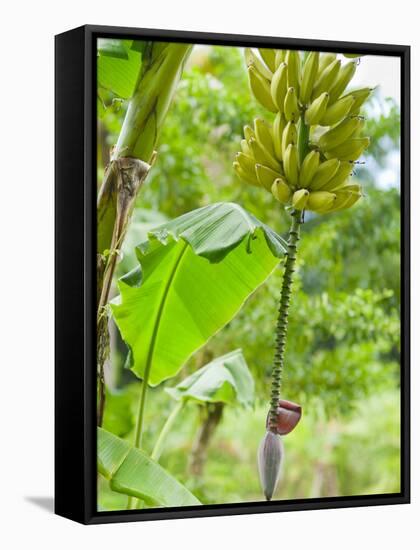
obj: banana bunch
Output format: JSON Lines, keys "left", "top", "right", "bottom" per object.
{"left": 234, "top": 48, "right": 373, "bottom": 214}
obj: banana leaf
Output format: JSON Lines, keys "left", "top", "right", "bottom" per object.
{"left": 98, "top": 428, "right": 200, "bottom": 507}
{"left": 112, "top": 202, "right": 287, "bottom": 386}
{"left": 166, "top": 349, "right": 255, "bottom": 408}
{"left": 97, "top": 39, "right": 142, "bottom": 99}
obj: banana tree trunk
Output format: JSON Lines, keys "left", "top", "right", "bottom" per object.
{"left": 97, "top": 42, "right": 193, "bottom": 426}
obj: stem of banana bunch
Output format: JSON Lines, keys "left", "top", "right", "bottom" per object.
{"left": 268, "top": 116, "right": 307, "bottom": 430}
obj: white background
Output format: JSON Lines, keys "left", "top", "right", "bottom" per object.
{"left": 0, "top": 1, "right": 417, "bottom": 548}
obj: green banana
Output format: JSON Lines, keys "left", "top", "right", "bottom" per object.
{"left": 317, "top": 53, "right": 337, "bottom": 75}
{"left": 318, "top": 117, "right": 364, "bottom": 150}
{"left": 256, "top": 164, "right": 283, "bottom": 191}
{"left": 305, "top": 92, "right": 329, "bottom": 125}
{"left": 275, "top": 50, "right": 286, "bottom": 68}
{"left": 317, "top": 160, "right": 354, "bottom": 191}
{"left": 284, "top": 87, "right": 300, "bottom": 122}
{"left": 244, "top": 125, "right": 255, "bottom": 141}
{"left": 241, "top": 138, "right": 252, "bottom": 156}
{"left": 259, "top": 48, "right": 277, "bottom": 72}
{"left": 248, "top": 66, "right": 278, "bottom": 113}
{"left": 254, "top": 118, "right": 276, "bottom": 158}
{"left": 327, "top": 190, "right": 362, "bottom": 212}
{"left": 245, "top": 48, "right": 273, "bottom": 80}
{"left": 272, "top": 112, "right": 287, "bottom": 160}
{"left": 271, "top": 177, "right": 292, "bottom": 203}
{"left": 342, "top": 87, "right": 374, "bottom": 115}
{"left": 285, "top": 50, "right": 301, "bottom": 95}
{"left": 324, "top": 137, "right": 370, "bottom": 161}
{"left": 309, "top": 158, "right": 340, "bottom": 190}
{"left": 236, "top": 152, "right": 255, "bottom": 175}
{"left": 292, "top": 188, "right": 309, "bottom": 209}
{"left": 249, "top": 137, "right": 281, "bottom": 171}
{"left": 270, "top": 62, "right": 288, "bottom": 111}
{"left": 307, "top": 191, "right": 336, "bottom": 213}
{"left": 282, "top": 121, "right": 298, "bottom": 158}
{"left": 299, "top": 150, "right": 320, "bottom": 188}
{"left": 343, "top": 53, "right": 364, "bottom": 58}
{"left": 300, "top": 51, "right": 320, "bottom": 105}
{"left": 312, "top": 59, "right": 341, "bottom": 98}
{"left": 328, "top": 61, "right": 357, "bottom": 103}
{"left": 233, "top": 161, "right": 260, "bottom": 187}
{"left": 283, "top": 143, "right": 299, "bottom": 188}
{"left": 320, "top": 95, "right": 355, "bottom": 126}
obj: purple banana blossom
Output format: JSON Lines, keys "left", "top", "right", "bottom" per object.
{"left": 267, "top": 399, "right": 302, "bottom": 435}
{"left": 258, "top": 430, "right": 284, "bottom": 501}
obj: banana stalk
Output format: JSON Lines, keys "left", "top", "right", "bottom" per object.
{"left": 96, "top": 42, "right": 192, "bottom": 427}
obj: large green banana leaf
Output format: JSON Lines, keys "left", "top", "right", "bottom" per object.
{"left": 112, "top": 202, "right": 287, "bottom": 386}
{"left": 98, "top": 428, "right": 200, "bottom": 507}
{"left": 166, "top": 349, "right": 255, "bottom": 408}
{"left": 97, "top": 39, "right": 142, "bottom": 100}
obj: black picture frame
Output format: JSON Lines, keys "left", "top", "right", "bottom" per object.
{"left": 55, "top": 24, "right": 410, "bottom": 525}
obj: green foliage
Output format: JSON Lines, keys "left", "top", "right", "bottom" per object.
{"left": 97, "top": 40, "right": 142, "bottom": 100}
{"left": 166, "top": 349, "right": 255, "bottom": 407}
{"left": 112, "top": 202, "right": 286, "bottom": 386}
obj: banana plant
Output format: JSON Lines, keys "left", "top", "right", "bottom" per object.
{"left": 96, "top": 39, "right": 192, "bottom": 426}
{"left": 235, "top": 48, "right": 374, "bottom": 499}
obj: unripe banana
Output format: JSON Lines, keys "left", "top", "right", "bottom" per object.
{"left": 272, "top": 112, "right": 287, "bottom": 160}
{"left": 283, "top": 144, "right": 299, "bottom": 188}
{"left": 254, "top": 118, "right": 276, "bottom": 159}
{"left": 312, "top": 59, "right": 341, "bottom": 98}
{"left": 282, "top": 121, "right": 298, "bottom": 158}
{"left": 319, "top": 117, "right": 364, "bottom": 150}
{"left": 292, "top": 188, "right": 309, "bottom": 209}
{"left": 306, "top": 191, "right": 336, "bottom": 213}
{"left": 285, "top": 50, "right": 301, "bottom": 95}
{"left": 305, "top": 92, "right": 329, "bottom": 125}
{"left": 324, "top": 137, "right": 370, "bottom": 161}
{"left": 320, "top": 95, "right": 355, "bottom": 126}
{"left": 249, "top": 137, "right": 281, "bottom": 172}
{"left": 299, "top": 150, "right": 320, "bottom": 188}
{"left": 233, "top": 161, "right": 260, "bottom": 187}
{"left": 338, "top": 182, "right": 362, "bottom": 193}
{"left": 248, "top": 66, "right": 278, "bottom": 113}
{"left": 271, "top": 177, "right": 292, "bottom": 203}
{"left": 318, "top": 160, "right": 354, "bottom": 191}
{"left": 318, "top": 53, "right": 337, "bottom": 75}
{"left": 245, "top": 48, "right": 273, "bottom": 80}
{"left": 342, "top": 87, "right": 374, "bottom": 115}
{"left": 310, "top": 158, "right": 340, "bottom": 190}
{"left": 270, "top": 62, "right": 288, "bottom": 111}
{"left": 236, "top": 152, "right": 255, "bottom": 175}
{"left": 343, "top": 53, "right": 364, "bottom": 58}
{"left": 328, "top": 61, "right": 357, "bottom": 103}
{"left": 300, "top": 51, "right": 320, "bottom": 105}
{"left": 275, "top": 50, "right": 286, "bottom": 68}
{"left": 244, "top": 125, "right": 255, "bottom": 141}
{"left": 328, "top": 190, "right": 362, "bottom": 212}
{"left": 256, "top": 164, "right": 283, "bottom": 191}
{"left": 284, "top": 87, "right": 300, "bottom": 123}
{"left": 259, "top": 48, "right": 277, "bottom": 72}
{"left": 241, "top": 138, "right": 252, "bottom": 156}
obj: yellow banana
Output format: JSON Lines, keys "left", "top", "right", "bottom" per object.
{"left": 319, "top": 117, "right": 364, "bottom": 150}
{"left": 249, "top": 137, "right": 281, "bottom": 171}
{"left": 284, "top": 87, "right": 300, "bottom": 122}
{"left": 285, "top": 50, "right": 301, "bottom": 95}
{"left": 271, "top": 177, "right": 292, "bottom": 203}
{"left": 318, "top": 160, "right": 354, "bottom": 191}
{"left": 312, "top": 59, "right": 341, "bottom": 98}
{"left": 318, "top": 53, "right": 337, "bottom": 75}
{"left": 233, "top": 161, "right": 260, "bottom": 187}
{"left": 320, "top": 95, "right": 355, "bottom": 126}
{"left": 270, "top": 62, "right": 288, "bottom": 111}
{"left": 324, "top": 137, "right": 370, "bottom": 161}
{"left": 292, "top": 188, "right": 309, "bottom": 209}
{"left": 299, "top": 150, "right": 320, "bottom": 188}
{"left": 282, "top": 121, "right": 298, "bottom": 158}
{"left": 272, "top": 112, "right": 287, "bottom": 160}
{"left": 245, "top": 48, "right": 272, "bottom": 80}
{"left": 310, "top": 158, "right": 340, "bottom": 190}
{"left": 259, "top": 48, "right": 277, "bottom": 72}
{"left": 256, "top": 164, "right": 283, "bottom": 191}
{"left": 248, "top": 66, "right": 278, "bottom": 113}
{"left": 306, "top": 191, "right": 336, "bottom": 213}
{"left": 305, "top": 92, "right": 329, "bottom": 125}
{"left": 283, "top": 143, "right": 299, "bottom": 188}
{"left": 328, "top": 61, "right": 357, "bottom": 103}
{"left": 300, "top": 51, "right": 319, "bottom": 105}
{"left": 254, "top": 118, "right": 276, "bottom": 159}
